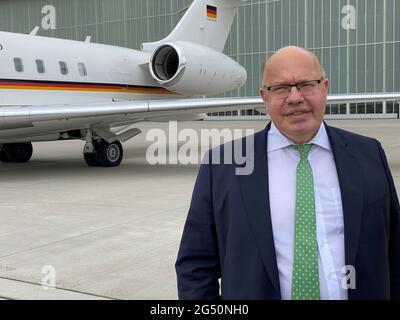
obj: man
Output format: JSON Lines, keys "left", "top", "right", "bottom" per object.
{"left": 175, "top": 46, "right": 400, "bottom": 300}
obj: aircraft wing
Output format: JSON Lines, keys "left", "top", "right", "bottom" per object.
{"left": 1, "top": 93, "right": 399, "bottom": 138}
{"left": 0, "top": 97, "right": 260, "bottom": 131}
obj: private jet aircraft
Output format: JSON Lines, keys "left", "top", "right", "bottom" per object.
{"left": 0, "top": 0, "right": 399, "bottom": 167}
{"left": 0, "top": 0, "right": 250, "bottom": 166}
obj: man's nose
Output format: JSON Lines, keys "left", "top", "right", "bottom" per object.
{"left": 286, "top": 86, "right": 304, "bottom": 104}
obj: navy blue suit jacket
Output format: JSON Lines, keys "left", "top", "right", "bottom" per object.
{"left": 175, "top": 123, "right": 400, "bottom": 300}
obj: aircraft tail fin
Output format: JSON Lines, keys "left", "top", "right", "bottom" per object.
{"left": 142, "top": 0, "right": 240, "bottom": 52}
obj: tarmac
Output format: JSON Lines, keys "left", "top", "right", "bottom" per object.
{"left": 0, "top": 119, "right": 399, "bottom": 300}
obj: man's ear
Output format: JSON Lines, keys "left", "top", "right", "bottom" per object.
{"left": 260, "top": 88, "right": 267, "bottom": 104}
{"left": 259, "top": 88, "right": 269, "bottom": 114}
{"left": 323, "top": 79, "right": 329, "bottom": 93}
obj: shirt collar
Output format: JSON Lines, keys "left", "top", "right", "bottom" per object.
{"left": 267, "top": 121, "right": 332, "bottom": 152}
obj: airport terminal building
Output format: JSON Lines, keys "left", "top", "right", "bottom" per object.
{"left": 0, "top": 0, "right": 399, "bottom": 116}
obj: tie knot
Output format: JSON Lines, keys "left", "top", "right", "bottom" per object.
{"left": 292, "top": 144, "right": 312, "bottom": 160}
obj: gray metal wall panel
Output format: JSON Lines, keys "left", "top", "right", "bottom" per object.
{"left": 0, "top": 0, "right": 399, "bottom": 99}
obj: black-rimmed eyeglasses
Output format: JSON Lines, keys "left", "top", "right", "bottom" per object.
{"left": 263, "top": 79, "right": 324, "bottom": 98}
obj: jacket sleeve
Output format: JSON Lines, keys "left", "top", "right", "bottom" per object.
{"left": 377, "top": 141, "right": 400, "bottom": 299}
{"left": 175, "top": 151, "right": 221, "bottom": 300}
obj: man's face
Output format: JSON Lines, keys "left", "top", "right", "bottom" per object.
{"left": 260, "top": 50, "right": 329, "bottom": 144}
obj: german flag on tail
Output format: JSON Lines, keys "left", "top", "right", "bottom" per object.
{"left": 207, "top": 5, "right": 217, "bottom": 21}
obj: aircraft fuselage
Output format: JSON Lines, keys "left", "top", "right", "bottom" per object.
{"left": 0, "top": 31, "right": 180, "bottom": 106}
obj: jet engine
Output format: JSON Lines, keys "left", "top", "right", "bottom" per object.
{"left": 149, "top": 41, "right": 247, "bottom": 96}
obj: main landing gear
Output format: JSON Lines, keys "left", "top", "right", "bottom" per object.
{"left": 83, "top": 129, "right": 123, "bottom": 167}
{"left": 0, "top": 143, "right": 33, "bottom": 163}
{"left": 0, "top": 130, "right": 127, "bottom": 167}
{"left": 83, "top": 140, "right": 123, "bottom": 167}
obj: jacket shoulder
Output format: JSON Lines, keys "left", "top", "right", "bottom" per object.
{"left": 327, "top": 125, "right": 380, "bottom": 146}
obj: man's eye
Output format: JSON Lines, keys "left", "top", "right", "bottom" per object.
{"left": 299, "top": 82, "right": 315, "bottom": 88}
{"left": 271, "top": 86, "right": 288, "bottom": 92}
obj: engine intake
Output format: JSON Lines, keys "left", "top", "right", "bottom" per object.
{"left": 149, "top": 41, "right": 246, "bottom": 96}
{"left": 151, "top": 45, "right": 183, "bottom": 83}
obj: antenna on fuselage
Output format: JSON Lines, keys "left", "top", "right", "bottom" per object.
{"left": 29, "top": 26, "right": 40, "bottom": 36}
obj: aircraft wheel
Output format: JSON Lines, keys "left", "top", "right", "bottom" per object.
{"left": 3, "top": 143, "right": 33, "bottom": 163}
{"left": 83, "top": 152, "right": 100, "bottom": 167}
{"left": 97, "top": 140, "right": 123, "bottom": 167}
{"left": 0, "top": 150, "right": 10, "bottom": 162}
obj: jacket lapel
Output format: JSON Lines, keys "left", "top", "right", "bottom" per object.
{"left": 325, "top": 124, "right": 364, "bottom": 268}
{"left": 238, "top": 123, "right": 281, "bottom": 296}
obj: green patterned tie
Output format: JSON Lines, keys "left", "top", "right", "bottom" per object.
{"left": 291, "top": 144, "right": 320, "bottom": 300}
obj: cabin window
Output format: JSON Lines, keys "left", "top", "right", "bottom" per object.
{"left": 36, "top": 59, "right": 45, "bottom": 74}
{"left": 78, "top": 63, "right": 87, "bottom": 76}
{"left": 13, "top": 57, "right": 24, "bottom": 72}
{"left": 59, "top": 61, "right": 68, "bottom": 75}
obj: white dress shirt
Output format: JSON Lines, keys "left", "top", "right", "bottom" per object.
{"left": 267, "top": 122, "right": 348, "bottom": 300}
